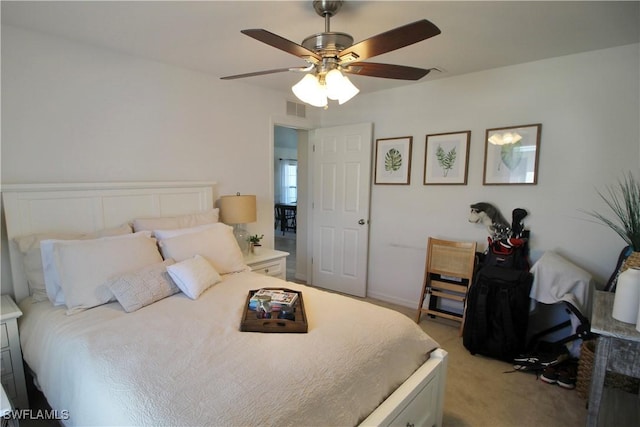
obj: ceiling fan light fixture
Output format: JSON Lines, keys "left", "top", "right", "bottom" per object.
{"left": 223, "top": 4, "right": 442, "bottom": 105}
{"left": 293, "top": 69, "right": 359, "bottom": 107}
{"left": 292, "top": 73, "right": 327, "bottom": 107}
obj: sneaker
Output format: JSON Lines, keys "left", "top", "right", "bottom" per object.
{"left": 540, "top": 365, "right": 558, "bottom": 384}
{"left": 513, "top": 356, "right": 543, "bottom": 372}
{"left": 557, "top": 363, "right": 577, "bottom": 389}
{"left": 515, "top": 350, "right": 569, "bottom": 365}
{"left": 513, "top": 351, "right": 569, "bottom": 372}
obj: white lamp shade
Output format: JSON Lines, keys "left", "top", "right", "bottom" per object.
{"left": 325, "top": 69, "right": 345, "bottom": 100}
{"left": 325, "top": 69, "right": 360, "bottom": 104}
{"left": 292, "top": 74, "right": 327, "bottom": 107}
{"left": 219, "top": 194, "right": 257, "bottom": 224}
{"left": 337, "top": 75, "right": 359, "bottom": 104}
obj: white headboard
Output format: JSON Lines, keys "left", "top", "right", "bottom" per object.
{"left": 2, "top": 181, "right": 217, "bottom": 302}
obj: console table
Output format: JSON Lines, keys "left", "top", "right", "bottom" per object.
{"left": 587, "top": 291, "right": 640, "bottom": 427}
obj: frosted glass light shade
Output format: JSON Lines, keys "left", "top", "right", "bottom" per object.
{"left": 325, "top": 69, "right": 345, "bottom": 100}
{"left": 292, "top": 70, "right": 359, "bottom": 107}
{"left": 292, "top": 74, "right": 327, "bottom": 108}
{"left": 325, "top": 69, "right": 359, "bottom": 104}
{"left": 337, "top": 75, "right": 359, "bottom": 104}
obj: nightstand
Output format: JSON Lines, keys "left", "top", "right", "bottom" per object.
{"left": 244, "top": 249, "right": 289, "bottom": 280}
{"left": 1, "top": 295, "right": 28, "bottom": 409}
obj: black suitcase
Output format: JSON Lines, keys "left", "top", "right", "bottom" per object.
{"left": 463, "top": 265, "right": 533, "bottom": 362}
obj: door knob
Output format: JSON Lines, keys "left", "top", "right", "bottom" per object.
{"left": 358, "top": 219, "right": 366, "bottom": 225}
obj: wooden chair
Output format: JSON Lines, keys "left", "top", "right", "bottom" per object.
{"left": 274, "top": 205, "right": 282, "bottom": 230}
{"left": 416, "top": 237, "right": 477, "bottom": 334}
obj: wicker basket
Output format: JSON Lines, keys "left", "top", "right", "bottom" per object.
{"left": 577, "top": 340, "right": 595, "bottom": 399}
{"left": 576, "top": 339, "right": 640, "bottom": 399}
{"left": 621, "top": 251, "right": 640, "bottom": 273}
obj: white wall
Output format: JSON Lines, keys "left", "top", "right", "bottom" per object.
{"left": 319, "top": 44, "right": 640, "bottom": 308}
{"left": 0, "top": 25, "right": 320, "bottom": 295}
{"left": 2, "top": 24, "right": 639, "bottom": 308}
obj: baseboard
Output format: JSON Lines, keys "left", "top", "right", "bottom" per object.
{"left": 366, "top": 290, "right": 416, "bottom": 310}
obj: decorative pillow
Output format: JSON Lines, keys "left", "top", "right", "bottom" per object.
{"left": 156, "top": 223, "right": 248, "bottom": 274}
{"left": 43, "top": 231, "right": 163, "bottom": 314}
{"left": 14, "top": 224, "right": 132, "bottom": 303}
{"left": 107, "top": 259, "right": 178, "bottom": 313}
{"left": 166, "top": 255, "right": 221, "bottom": 300}
{"left": 132, "top": 209, "right": 219, "bottom": 235}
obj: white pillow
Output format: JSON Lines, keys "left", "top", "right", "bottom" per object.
{"left": 41, "top": 240, "right": 69, "bottom": 306}
{"left": 14, "top": 224, "right": 132, "bottom": 303}
{"left": 108, "top": 259, "right": 179, "bottom": 313}
{"left": 166, "top": 255, "right": 221, "bottom": 300}
{"left": 132, "top": 209, "right": 219, "bottom": 235}
{"left": 156, "top": 223, "right": 248, "bottom": 274}
{"left": 18, "top": 232, "right": 81, "bottom": 303}
{"left": 154, "top": 223, "right": 220, "bottom": 240}
{"left": 43, "top": 232, "right": 163, "bottom": 314}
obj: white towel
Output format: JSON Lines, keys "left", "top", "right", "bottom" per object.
{"left": 529, "top": 251, "right": 595, "bottom": 357}
{"left": 529, "top": 251, "right": 594, "bottom": 318}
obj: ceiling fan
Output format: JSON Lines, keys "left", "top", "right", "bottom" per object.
{"left": 221, "top": 0, "right": 441, "bottom": 107}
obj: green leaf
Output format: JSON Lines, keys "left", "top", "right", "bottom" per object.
{"left": 583, "top": 172, "right": 640, "bottom": 250}
{"left": 500, "top": 142, "right": 523, "bottom": 170}
{"left": 384, "top": 148, "right": 403, "bottom": 172}
{"left": 436, "top": 145, "right": 456, "bottom": 177}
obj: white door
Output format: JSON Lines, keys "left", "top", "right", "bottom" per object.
{"left": 311, "top": 122, "right": 372, "bottom": 297}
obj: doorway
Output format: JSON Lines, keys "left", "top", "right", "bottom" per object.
{"left": 272, "top": 122, "right": 372, "bottom": 296}
{"left": 274, "top": 125, "right": 308, "bottom": 282}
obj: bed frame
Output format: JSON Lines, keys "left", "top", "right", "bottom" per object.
{"left": 2, "top": 182, "right": 447, "bottom": 427}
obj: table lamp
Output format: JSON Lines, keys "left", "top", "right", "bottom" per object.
{"left": 219, "top": 193, "right": 257, "bottom": 254}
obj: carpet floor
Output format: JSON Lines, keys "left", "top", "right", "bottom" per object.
{"left": 271, "top": 233, "right": 591, "bottom": 426}
{"left": 367, "top": 298, "right": 588, "bottom": 427}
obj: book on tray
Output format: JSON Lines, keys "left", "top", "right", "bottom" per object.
{"left": 248, "top": 289, "right": 298, "bottom": 311}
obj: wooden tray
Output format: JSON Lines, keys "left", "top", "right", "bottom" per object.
{"left": 240, "top": 288, "right": 308, "bottom": 333}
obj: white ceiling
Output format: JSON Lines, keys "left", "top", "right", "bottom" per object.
{"left": 2, "top": 1, "right": 639, "bottom": 96}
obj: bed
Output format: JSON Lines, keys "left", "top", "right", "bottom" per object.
{"left": 2, "top": 182, "right": 447, "bottom": 427}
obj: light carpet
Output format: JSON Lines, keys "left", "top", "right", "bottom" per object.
{"left": 366, "top": 298, "right": 588, "bottom": 427}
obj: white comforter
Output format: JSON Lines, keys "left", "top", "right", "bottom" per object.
{"left": 19, "top": 272, "right": 438, "bottom": 426}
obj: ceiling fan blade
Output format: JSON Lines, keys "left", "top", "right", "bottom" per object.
{"left": 241, "top": 29, "right": 321, "bottom": 62}
{"left": 221, "top": 68, "right": 296, "bottom": 80}
{"left": 338, "top": 20, "right": 441, "bottom": 63}
{"left": 343, "top": 62, "right": 432, "bottom": 80}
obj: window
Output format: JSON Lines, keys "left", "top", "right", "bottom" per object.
{"left": 280, "top": 159, "right": 297, "bottom": 204}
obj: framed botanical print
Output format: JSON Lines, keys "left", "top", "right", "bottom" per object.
{"left": 424, "top": 131, "right": 471, "bottom": 185}
{"left": 374, "top": 136, "right": 413, "bottom": 185}
{"left": 483, "top": 124, "right": 541, "bottom": 185}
